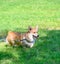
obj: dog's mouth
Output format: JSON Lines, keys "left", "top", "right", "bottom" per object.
{"left": 33, "top": 35, "right": 39, "bottom": 38}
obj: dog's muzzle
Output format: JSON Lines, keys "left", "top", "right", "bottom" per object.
{"left": 33, "top": 35, "right": 39, "bottom": 38}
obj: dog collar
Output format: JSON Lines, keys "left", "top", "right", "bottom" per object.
{"left": 21, "top": 39, "right": 35, "bottom": 43}
{"left": 30, "top": 41, "right": 35, "bottom": 43}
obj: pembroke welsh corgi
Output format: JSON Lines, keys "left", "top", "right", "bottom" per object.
{"left": 6, "top": 26, "right": 39, "bottom": 48}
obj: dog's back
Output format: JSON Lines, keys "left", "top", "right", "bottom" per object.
{"left": 6, "top": 31, "right": 25, "bottom": 46}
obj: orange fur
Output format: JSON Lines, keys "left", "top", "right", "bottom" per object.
{"left": 6, "top": 26, "right": 39, "bottom": 47}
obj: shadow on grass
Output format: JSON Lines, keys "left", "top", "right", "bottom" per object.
{"left": 37, "top": 30, "right": 60, "bottom": 51}
{"left": 0, "top": 29, "right": 60, "bottom": 64}
{"left": 14, "top": 29, "right": 60, "bottom": 64}
{"left": 0, "top": 51, "right": 15, "bottom": 60}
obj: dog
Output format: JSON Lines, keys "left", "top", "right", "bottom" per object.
{"left": 6, "top": 26, "right": 39, "bottom": 48}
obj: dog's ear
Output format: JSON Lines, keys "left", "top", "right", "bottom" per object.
{"left": 28, "top": 26, "right": 32, "bottom": 30}
{"left": 36, "top": 25, "right": 38, "bottom": 31}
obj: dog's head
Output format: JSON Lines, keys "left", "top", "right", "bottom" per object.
{"left": 28, "top": 26, "right": 39, "bottom": 38}
{"left": 24, "top": 26, "right": 39, "bottom": 48}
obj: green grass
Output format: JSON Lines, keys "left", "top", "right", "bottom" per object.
{"left": 0, "top": 30, "right": 60, "bottom": 64}
{"left": 0, "top": 0, "right": 60, "bottom": 64}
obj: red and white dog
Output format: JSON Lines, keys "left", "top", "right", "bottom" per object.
{"left": 6, "top": 26, "right": 39, "bottom": 48}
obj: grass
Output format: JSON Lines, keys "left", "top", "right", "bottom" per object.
{"left": 0, "top": 30, "right": 60, "bottom": 64}
{"left": 0, "top": 0, "right": 60, "bottom": 64}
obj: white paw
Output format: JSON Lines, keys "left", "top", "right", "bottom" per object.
{"left": 29, "top": 44, "right": 34, "bottom": 48}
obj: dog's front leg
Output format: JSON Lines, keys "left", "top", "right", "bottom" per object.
{"left": 22, "top": 40, "right": 34, "bottom": 48}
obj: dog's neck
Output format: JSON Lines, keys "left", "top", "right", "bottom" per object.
{"left": 26, "top": 32, "right": 35, "bottom": 42}
{"left": 21, "top": 32, "right": 36, "bottom": 48}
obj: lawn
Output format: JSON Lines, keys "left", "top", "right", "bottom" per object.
{"left": 0, "top": 0, "right": 60, "bottom": 64}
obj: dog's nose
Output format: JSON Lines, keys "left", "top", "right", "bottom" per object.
{"left": 37, "top": 35, "right": 39, "bottom": 37}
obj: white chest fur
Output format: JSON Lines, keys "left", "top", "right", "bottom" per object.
{"left": 22, "top": 40, "right": 34, "bottom": 48}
